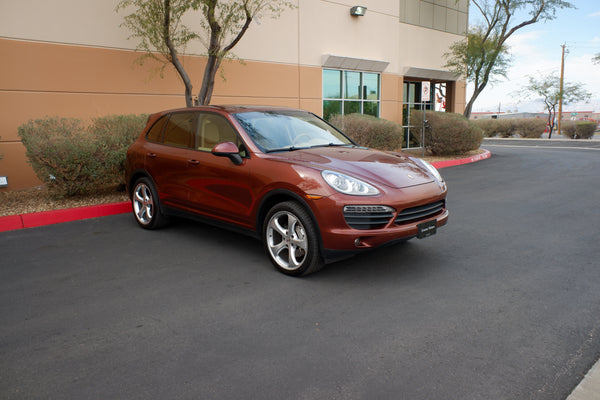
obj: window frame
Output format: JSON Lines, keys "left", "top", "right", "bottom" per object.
{"left": 322, "top": 69, "right": 381, "bottom": 121}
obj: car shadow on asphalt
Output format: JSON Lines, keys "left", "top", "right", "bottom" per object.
{"left": 154, "top": 216, "right": 446, "bottom": 282}
{"left": 313, "top": 239, "right": 446, "bottom": 282}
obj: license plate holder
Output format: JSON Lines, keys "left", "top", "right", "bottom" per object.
{"left": 417, "top": 220, "right": 437, "bottom": 239}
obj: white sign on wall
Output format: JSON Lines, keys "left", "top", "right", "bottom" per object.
{"left": 421, "top": 81, "right": 431, "bottom": 102}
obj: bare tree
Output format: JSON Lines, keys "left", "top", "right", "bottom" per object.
{"left": 444, "top": 0, "right": 574, "bottom": 119}
{"left": 522, "top": 73, "right": 591, "bottom": 138}
{"left": 117, "top": 0, "right": 294, "bottom": 107}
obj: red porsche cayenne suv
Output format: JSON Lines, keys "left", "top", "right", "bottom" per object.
{"left": 125, "top": 106, "right": 448, "bottom": 276}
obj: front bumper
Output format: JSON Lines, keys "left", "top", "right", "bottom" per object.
{"left": 308, "top": 181, "right": 448, "bottom": 253}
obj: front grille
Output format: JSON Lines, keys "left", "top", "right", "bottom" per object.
{"left": 395, "top": 200, "right": 445, "bottom": 225}
{"left": 343, "top": 205, "right": 394, "bottom": 230}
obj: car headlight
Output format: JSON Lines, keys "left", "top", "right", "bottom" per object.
{"left": 410, "top": 158, "right": 444, "bottom": 183}
{"left": 321, "top": 170, "right": 380, "bottom": 196}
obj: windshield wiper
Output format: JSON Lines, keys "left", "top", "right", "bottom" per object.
{"left": 265, "top": 146, "right": 303, "bottom": 153}
{"left": 266, "top": 143, "right": 351, "bottom": 153}
{"left": 309, "top": 143, "right": 353, "bottom": 149}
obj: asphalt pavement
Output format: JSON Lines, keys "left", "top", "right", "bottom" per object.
{"left": 1, "top": 142, "right": 599, "bottom": 399}
{"left": 483, "top": 138, "right": 600, "bottom": 400}
{"left": 483, "top": 136, "right": 600, "bottom": 148}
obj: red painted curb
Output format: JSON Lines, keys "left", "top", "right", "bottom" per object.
{"left": 0, "top": 150, "right": 491, "bottom": 233}
{"left": 0, "top": 215, "right": 24, "bottom": 233}
{"left": 0, "top": 201, "right": 132, "bottom": 232}
{"left": 431, "top": 149, "right": 491, "bottom": 169}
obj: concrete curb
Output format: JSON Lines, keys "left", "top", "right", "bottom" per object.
{"left": 567, "top": 358, "right": 600, "bottom": 400}
{"left": 0, "top": 149, "right": 492, "bottom": 233}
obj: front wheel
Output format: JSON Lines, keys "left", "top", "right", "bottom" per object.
{"left": 263, "top": 201, "right": 324, "bottom": 276}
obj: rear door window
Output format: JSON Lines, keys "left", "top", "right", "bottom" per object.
{"left": 163, "top": 112, "right": 198, "bottom": 148}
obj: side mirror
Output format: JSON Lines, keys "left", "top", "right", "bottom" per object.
{"left": 212, "top": 142, "right": 243, "bottom": 165}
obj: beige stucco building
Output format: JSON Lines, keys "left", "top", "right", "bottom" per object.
{"left": 0, "top": 0, "right": 468, "bottom": 190}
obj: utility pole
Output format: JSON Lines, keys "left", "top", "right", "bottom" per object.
{"left": 557, "top": 43, "right": 567, "bottom": 138}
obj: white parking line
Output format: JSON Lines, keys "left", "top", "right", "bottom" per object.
{"left": 483, "top": 144, "right": 600, "bottom": 151}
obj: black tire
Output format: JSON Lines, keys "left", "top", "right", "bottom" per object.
{"left": 263, "top": 201, "right": 324, "bottom": 276}
{"left": 131, "top": 177, "right": 169, "bottom": 229}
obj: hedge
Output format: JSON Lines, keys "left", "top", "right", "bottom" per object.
{"left": 474, "top": 118, "right": 546, "bottom": 138}
{"left": 474, "top": 119, "right": 514, "bottom": 138}
{"left": 561, "top": 121, "right": 597, "bottom": 139}
{"left": 575, "top": 122, "right": 597, "bottom": 139}
{"left": 329, "top": 113, "right": 403, "bottom": 151}
{"left": 18, "top": 114, "right": 147, "bottom": 197}
{"left": 561, "top": 121, "right": 577, "bottom": 139}
{"left": 410, "top": 110, "right": 483, "bottom": 155}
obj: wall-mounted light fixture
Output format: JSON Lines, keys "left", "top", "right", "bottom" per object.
{"left": 0, "top": 176, "right": 8, "bottom": 188}
{"left": 350, "top": 6, "right": 367, "bottom": 17}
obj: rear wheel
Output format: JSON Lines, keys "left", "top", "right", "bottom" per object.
{"left": 263, "top": 201, "right": 324, "bottom": 276}
{"left": 132, "top": 177, "right": 168, "bottom": 229}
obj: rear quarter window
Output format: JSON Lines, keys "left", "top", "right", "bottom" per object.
{"left": 146, "top": 115, "right": 168, "bottom": 143}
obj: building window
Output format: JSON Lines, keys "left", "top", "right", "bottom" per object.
{"left": 400, "top": 0, "right": 469, "bottom": 35}
{"left": 323, "top": 69, "right": 380, "bottom": 121}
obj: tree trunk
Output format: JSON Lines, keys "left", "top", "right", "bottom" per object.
{"left": 197, "top": 55, "right": 221, "bottom": 106}
{"left": 196, "top": 1, "right": 252, "bottom": 106}
{"left": 163, "top": 0, "right": 194, "bottom": 107}
{"left": 548, "top": 106, "right": 556, "bottom": 139}
{"left": 463, "top": 100, "right": 475, "bottom": 120}
{"left": 463, "top": 84, "right": 486, "bottom": 120}
{"left": 197, "top": 0, "right": 221, "bottom": 106}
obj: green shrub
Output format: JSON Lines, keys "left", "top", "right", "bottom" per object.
{"left": 88, "top": 114, "right": 148, "bottom": 187}
{"left": 329, "top": 113, "right": 403, "bottom": 151}
{"left": 575, "top": 122, "right": 597, "bottom": 139}
{"left": 18, "top": 114, "right": 147, "bottom": 197}
{"left": 513, "top": 118, "right": 546, "bottom": 138}
{"left": 473, "top": 119, "right": 514, "bottom": 138}
{"left": 474, "top": 118, "right": 545, "bottom": 138}
{"left": 411, "top": 110, "right": 483, "bottom": 156}
{"left": 561, "top": 121, "right": 578, "bottom": 139}
{"left": 472, "top": 119, "right": 495, "bottom": 138}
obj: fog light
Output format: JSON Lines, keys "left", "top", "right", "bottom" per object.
{"left": 354, "top": 238, "right": 362, "bottom": 247}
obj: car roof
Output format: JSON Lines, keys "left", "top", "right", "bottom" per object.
{"left": 153, "top": 105, "right": 307, "bottom": 117}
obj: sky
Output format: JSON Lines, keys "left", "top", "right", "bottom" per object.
{"left": 467, "top": 0, "right": 600, "bottom": 113}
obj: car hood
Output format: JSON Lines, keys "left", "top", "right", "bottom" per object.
{"left": 266, "top": 146, "right": 435, "bottom": 189}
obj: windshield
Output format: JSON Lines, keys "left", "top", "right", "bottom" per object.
{"left": 233, "top": 110, "right": 353, "bottom": 152}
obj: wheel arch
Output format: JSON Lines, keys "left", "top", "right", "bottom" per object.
{"left": 127, "top": 169, "right": 155, "bottom": 199}
{"left": 256, "top": 189, "right": 324, "bottom": 251}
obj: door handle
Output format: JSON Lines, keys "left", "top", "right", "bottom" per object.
{"left": 146, "top": 152, "right": 157, "bottom": 158}
{"left": 188, "top": 159, "right": 200, "bottom": 165}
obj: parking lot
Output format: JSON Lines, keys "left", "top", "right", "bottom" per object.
{"left": 1, "top": 145, "right": 599, "bottom": 399}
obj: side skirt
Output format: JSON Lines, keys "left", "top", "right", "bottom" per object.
{"left": 162, "top": 206, "right": 260, "bottom": 241}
